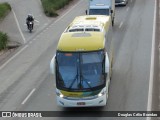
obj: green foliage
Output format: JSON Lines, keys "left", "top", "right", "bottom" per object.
{"left": 0, "top": 32, "right": 8, "bottom": 50}
{"left": 41, "top": 0, "right": 72, "bottom": 17}
{"left": 0, "top": 2, "right": 11, "bottom": 19}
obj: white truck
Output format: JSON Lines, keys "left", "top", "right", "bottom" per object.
{"left": 87, "top": 0, "right": 115, "bottom": 26}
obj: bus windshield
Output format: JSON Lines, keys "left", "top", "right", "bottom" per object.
{"left": 56, "top": 51, "right": 105, "bottom": 92}
{"left": 89, "top": 9, "right": 110, "bottom": 15}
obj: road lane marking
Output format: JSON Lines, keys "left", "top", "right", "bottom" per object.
{"left": 21, "top": 88, "right": 36, "bottom": 105}
{"left": 131, "top": 0, "right": 132, "bottom": 3}
{"left": 147, "top": 0, "right": 157, "bottom": 119}
{"left": 12, "top": 10, "right": 26, "bottom": 44}
{"left": 119, "top": 22, "right": 123, "bottom": 28}
{"left": 126, "top": 7, "right": 130, "bottom": 12}
{"left": 0, "top": 45, "right": 28, "bottom": 70}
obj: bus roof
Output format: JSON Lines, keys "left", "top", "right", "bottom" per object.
{"left": 57, "top": 15, "right": 111, "bottom": 52}
{"left": 66, "top": 15, "right": 110, "bottom": 32}
{"left": 57, "top": 32, "right": 105, "bottom": 51}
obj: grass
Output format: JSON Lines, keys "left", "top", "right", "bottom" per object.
{"left": 0, "top": 3, "right": 11, "bottom": 50}
{"left": 41, "top": 0, "right": 72, "bottom": 17}
{"left": 0, "top": 2, "right": 11, "bottom": 19}
{"left": 0, "top": 32, "right": 8, "bottom": 50}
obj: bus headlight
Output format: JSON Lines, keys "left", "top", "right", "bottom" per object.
{"left": 98, "top": 90, "right": 105, "bottom": 97}
{"left": 56, "top": 90, "right": 64, "bottom": 98}
{"left": 60, "top": 94, "right": 64, "bottom": 98}
{"left": 98, "top": 93, "right": 103, "bottom": 97}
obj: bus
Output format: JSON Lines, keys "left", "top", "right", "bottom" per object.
{"left": 50, "top": 15, "right": 113, "bottom": 107}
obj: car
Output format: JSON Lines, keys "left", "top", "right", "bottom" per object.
{"left": 115, "top": 0, "right": 128, "bottom": 6}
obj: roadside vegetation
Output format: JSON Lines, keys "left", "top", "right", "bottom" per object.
{"left": 0, "top": 32, "right": 8, "bottom": 50}
{"left": 41, "top": 0, "right": 73, "bottom": 17}
{"left": 0, "top": 2, "right": 11, "bottom": 51}
{"left": 0, "top": 2, "right": 11, "bottom": 19}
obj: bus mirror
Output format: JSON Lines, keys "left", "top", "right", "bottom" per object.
{"left": 85, "top": 10, "right": 88, "bottom": 15}
{"left": 111, "top": 10, "right": 113, "bottom": 13}
{"left": 105, "top": 52, "right": 109, "bottom": 73}
{"left": 50, "top": 55, "right": 56, "bottom": 75}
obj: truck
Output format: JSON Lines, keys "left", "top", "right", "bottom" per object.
{"left": 88, "top": 0, "right": 115, "bottom": 26}
{"left": 50, "top": 15, "right": 113, "bottom": 107}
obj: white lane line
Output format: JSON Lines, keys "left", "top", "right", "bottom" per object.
{"left": 119, "top": 22, "right": 123, "bottom": 28}
{"left": 126, "top": 7, "right": 130, "bottom": 12}
{"left": 131, "top": 0, "right": 132, "bottom": 3}
{"left": 146, "top": 0, "right": 157, "bottom": 119}
{"left": 21, "top": 88, "right": 36, "bottom": 105}
{"left": 0, "top": 45, "right": 28, "bottom": 70}
{"left": 12, "top": 10, "right": 26, "bottom": 44}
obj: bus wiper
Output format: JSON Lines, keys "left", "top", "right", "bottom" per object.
{"left": 81, "top": 75, "right": 93, "bottom": 91}
{"left": 69, "top": 64, "right": 79, "bottom": 89}
{"left": 68, "top": 74, "right": 78, "bottom": 89}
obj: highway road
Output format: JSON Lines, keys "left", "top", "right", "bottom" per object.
{"left": 0, "top": 0, "right": 157, "bottom": 120}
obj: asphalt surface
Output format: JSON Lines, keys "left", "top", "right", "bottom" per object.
{"left": 0, "top": 0, "right": 157, "bottom": 120}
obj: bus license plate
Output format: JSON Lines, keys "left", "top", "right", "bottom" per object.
{"left": 77, "top": 102, "right": 85, "bottom": 105}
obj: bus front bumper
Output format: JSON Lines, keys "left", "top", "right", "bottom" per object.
{"left": 57, "top": 94, "right": 107, "bottom": 107}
